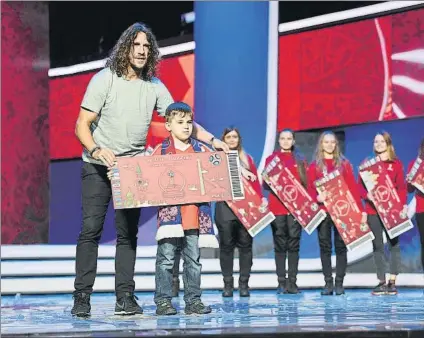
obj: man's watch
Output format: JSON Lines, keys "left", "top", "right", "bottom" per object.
{"left": 89, "top": 146, "right": 101, "bottom": 157}
{"left": 209, "top": 136, "right": 215, "bottom": 144}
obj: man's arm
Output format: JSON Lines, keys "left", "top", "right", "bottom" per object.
{"left": 154, "top": 78, "right": 174, "bottom": 116}
{"left": 76, "top": 69, "right": 116, "bottom": 166}
{"left": 192, "top": 122, "right": 213, "bottom": 144}
{"left": 192, "top": 122, "right": 229, "bottom": 152}
{"left": 75, "top": 108, "right": 98, "bottom": 152}
{"left": 75, "top": 108, "right": 116, "bottom": 167}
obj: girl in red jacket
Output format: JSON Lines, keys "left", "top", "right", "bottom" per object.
{"left": 264, "top": 129, "right": 308, "bottom": 294}
{"left": 215, "top": 127, "right": 265, "bottom": 297}
{"left": 407, "top": 138, "right": 424, "bottom": 273}
{"left": 358, "top": 131, "right": 407, "bottom": 296}
{"left": 308, "top": 131, "right": 366, "bottom": 296}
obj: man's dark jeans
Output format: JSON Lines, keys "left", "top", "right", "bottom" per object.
{"left": 74, "top": 162, "right": 140, "bottom": 298}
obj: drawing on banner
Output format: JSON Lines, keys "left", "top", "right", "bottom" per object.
{"left": 111, "top": 151, "right": 244, "bottom": 209}
{"left": 315, "top": 170, "right": 375, "bottom": 251}
{"left": 359, "top": 157, "right": 414, "bottom": 239}
{"left": 227, "top": 176, "right": 275, "bottom": 237}
{"left": 262, "top": 154, "right": 326, "bottom": 234}
{"left": 407, "top": 156, "right": 424, "bottom": 195}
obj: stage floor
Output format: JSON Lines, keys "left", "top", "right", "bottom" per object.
{"left": 1, "top": 289, "right": 424, "bottom": 337}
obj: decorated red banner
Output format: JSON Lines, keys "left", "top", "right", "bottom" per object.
{"left": 262, "top": 155, "right": 326, "bottom": 235}
{"left": 226, "top": 176, "right": 275, "bottom": 237}
{"left": 110, "top": 151, "right": 244, "bottom": 209}
{"left": 315, "top": 170, "right": 375, "bottom": 251}
{"left": 359, "top": 157, "right": 414, "bottom": 239}
{"left": 406, "top": 156, "right": 424, "bottom": 195}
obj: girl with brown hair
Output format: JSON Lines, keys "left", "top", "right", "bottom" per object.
{"left": 308, "top": 131, "right": 366, "bottom": 296}
{"left": 264, "top": 129, "right": 308, "bottom": 294}
{"left": 215, "top": 127, "right": 265, "bottom": 297}
{"left": 358, "top": 131, "right": 407, "bottom": 295}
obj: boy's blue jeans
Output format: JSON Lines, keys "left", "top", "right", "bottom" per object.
{"left": 154, "top": 229, "right": 202, "bottom": 305}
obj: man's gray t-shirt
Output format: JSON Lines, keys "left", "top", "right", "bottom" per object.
{"left": 81, "top": 67, "right": 174, "bottom": 165}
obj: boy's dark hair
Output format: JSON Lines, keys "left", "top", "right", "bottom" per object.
{"left": 165, "top": 102, "right": 194, "bottom": 123}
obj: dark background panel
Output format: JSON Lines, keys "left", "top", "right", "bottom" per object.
{"left": 49, "top": 1, "right": 194, "bottom": 67}
{"left": 48, "top": 1, "right": 385, "bottom": 68}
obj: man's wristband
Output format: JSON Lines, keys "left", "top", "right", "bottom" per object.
{"left": 89, "top": 146, "right": 101, "bottom": 157}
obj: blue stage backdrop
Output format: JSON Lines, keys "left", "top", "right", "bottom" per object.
{"left": 194, "top": 1, "right": 271, "bottom": 161}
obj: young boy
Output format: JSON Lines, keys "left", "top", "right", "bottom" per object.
{"left": 151, "top": 102, "right": 218, "bottom": 315}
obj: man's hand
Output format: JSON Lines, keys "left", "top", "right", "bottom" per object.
{"left": 212, "top": 138, "right": 230, "bottom": 153}
{"left": 107, "top": 167, "right": 114, "bottom": 181}
{"left": 241, "top": 167, "right": 257, "bottom": 182}
{"left": 92, "top": 147, "right": 116, "bottom": 167}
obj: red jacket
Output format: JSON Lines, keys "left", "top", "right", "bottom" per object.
{"left": 358, "top": 158, "right": 407, "bottom": 215}
{"left": 407, "top": 159, "right": 424, "bottom": 214}
{"left": 307, "top": 158, "right": 364, "bottom": 212}
{"left": 264, "top": 151, "right": 308, "bottom": 216}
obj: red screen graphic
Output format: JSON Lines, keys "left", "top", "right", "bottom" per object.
{"left": 50, "top": 53, "right": 194, "bottom": 160}
{"left": 50, "top": 8, "right": 424, "bottom": 159}
{"left": 278, "top": 7, "right": 424, "bottom": 132}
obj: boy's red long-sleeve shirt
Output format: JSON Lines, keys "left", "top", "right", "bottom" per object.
{"left": 358, "top": 158, "right": 407, "bottom": 215}
{"left": 407, "top": 159, "right": 424, "bottom": 213}
{"left": 263, "top": 151, "right": 308, "bottom": 216}
{"left": 307, "top": 158, "right": 364, "bottom": 213}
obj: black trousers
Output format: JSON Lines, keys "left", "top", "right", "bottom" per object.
{"left": 214, "top": 202, "right": 253, "bottom": 281}
{"left": 74, "top": 162, "right": 141, "bottom": 297}
{"left": 416, "top": 212, "right": 424, "bottom": 272}
{"left": 368, "top": 214, "right": 401, "bottom": 281}
{"left": 271, "top": 215, "right": 302, "bottom": 283}
{"left": 317, "top": 217, "right": 347, "bottom": 282}
{"left": 216, "top": 218, "right": 253, "bottom": 280}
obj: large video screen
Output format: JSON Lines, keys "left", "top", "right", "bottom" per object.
{"left": 50, "top": 7, "right": 423, "bottom": 159}
{"left": 277, "top": 7, "right": 424, "bottom": 131}
{"left": 49, "top": 53, "right": 194, "bottom": 160}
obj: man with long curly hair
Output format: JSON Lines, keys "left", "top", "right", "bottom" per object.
{"left": 71, "top": 22, "right": 228, "bottom": 318}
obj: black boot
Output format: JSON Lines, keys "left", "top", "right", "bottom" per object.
{"left": 286, "top": 278, "right": 300, "bottom": 294}
{"left": 287, "top": 251, "right": 300, "bottom": 294}
{"left": 277, "top": 278, "right": 286, "bottom": 294}
{"left": 222, "top": 277, "right": 234, "bottom": 297}
{"left": 335, "top": 277, "right": 345, "bottom": 295}
{"left": 239, "top": 278, "right": 250, "bottom": 297}
{"left": 321, "top": 278, "right": 334, "bottom": 296}
{"left": 172, "top": 277, "right": 180, "bottom": 298}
